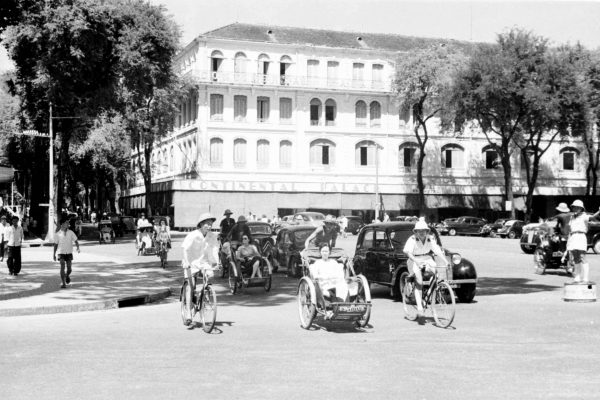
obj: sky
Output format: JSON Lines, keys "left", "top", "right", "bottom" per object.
{"left": 1, "top": 0, "right": 600, "bottom": 72}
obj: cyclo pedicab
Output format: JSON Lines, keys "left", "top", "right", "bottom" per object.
{"left": 136, "top": 221, "right": 156, "bottom": 256}
{"left": 98, "top": 219, "right": 115, "bottom": 244}
{"left": 297, "top": 244, "right": 371, "bottom": 329}
{"left": 220, "top": 218, "right": 272, "bottom": 294}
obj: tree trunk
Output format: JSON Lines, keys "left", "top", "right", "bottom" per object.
{"left": 501, "top": 156, "right": 515, "bottom": 219}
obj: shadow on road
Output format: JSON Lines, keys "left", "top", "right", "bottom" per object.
{"left": 476, "top": 276, "right": 561, "bottom": 296}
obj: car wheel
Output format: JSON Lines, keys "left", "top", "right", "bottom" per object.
{"left": 456, "top": 284, "right": 476, "bottom": 303}
{"left": 448, "top": 228, "right": 457, "bottom": 236}
{"left": 288, "top": 257, "right": 301, "bottom": 278}
{"left": 508, "top": 231, "right": 516, "bottom": 239}
{"left": 593, "top": 238, "right": 600, "bottom": 254}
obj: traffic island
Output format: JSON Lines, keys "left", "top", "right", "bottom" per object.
{"left": 563, "top": 281, "right": 597, "bottom": 302}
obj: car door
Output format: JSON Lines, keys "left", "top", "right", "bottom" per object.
{"left": 353, "top": 228, "right": 373, "bottom": 279}
{"left": 276, "top": 230, "right": 290, "bottom": 266}
{"left": 364, "top": 228, "right": 391, "bottom": 284}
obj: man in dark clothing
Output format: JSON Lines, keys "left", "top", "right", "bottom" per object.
{"left": 219, "top": 209, "right": 236, "bottom": 241}
{"left": 554, "top": 202, "right": 571, "bottom": 253}
{"left": 229, "top": 215, "right": 252, "bottom": 244}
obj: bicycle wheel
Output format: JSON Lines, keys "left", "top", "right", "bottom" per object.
{"left": 180, "top": 282, "right": 192, "bottom": 326}
{"left": 431, "top": 281, "right": 456, "bottom": 328}
{"left": 354, "top": 281, "right": 371, "bottom": 328}
{"left": 263, "top": 259, "right": 272, "bottom": 292}
{"left": 200, "top": 285, "right": 217, "bottom": 333}
{"left": 400, "top": 271, "right": 418, "bottom": 321}
{"left": 297, "top": 280, "right": 316, "bottom": 329}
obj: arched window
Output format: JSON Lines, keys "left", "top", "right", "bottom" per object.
{"left": 181, "top": 142, "right": 188, "bottom": 171}
{"left": 560, "top": 147, "right": 579, "bottom": 171}
{"left": 399, "top": 104, "right": 411, "bottom": 125}
{"left": 233, "top": 138, "right": 247, "bottom": 167}
{"left": 399, "top": 142, "right": 419, "bottom": 170}
{"left": 279, "top": 140, "right": 292, "bottom": 168}
{"left": 161, "top": 150, "right": 167, "bottom": 174}
{"left": 279, "top": 97, "right": 292, "bottom": 123}
{"left": 355, "top": 140, "right": 381, "bottom": 167}
{"left": 307, "top": 59, "right": 319, "bottom": 85}
{"left": 169, "top": 146, "right": 174, "bottom": 172}
{"left": 441, "top": 144, "right": 465, "bottom": 169}
{"left": 210, "top": 94, "right": 224, "bottom": 121}
{"left": 355, "top": 100, "right": 367, "bottom": 127}
{"left": 234, "top": 95, "right": 247, "bottom": 122}
{"left": 210, "top": 50, "right": 224, "bottom": 81}
{"left": 280, "top": 55, "right": 292, "bottom": 85}
{"left": 310, "top": 98, "right": 322, "bottom": 126}
{"left": 482, "top": 145, "right": 500, "bottom": 170}
{"left": 310, "top": 139, "right": 335, "bottom": 167}
{"left": 520, "top": 147, "right": 537, "bottom": 171}
{"left": 257, "top": 139, "right": 270, "bottom": 168}
{"left": 325, "top": 99, "right": 336, "bottom": 126}
{"left": 209, "top": 138, "right": 223, "bottom": 166}
{"left": 258, "top": 53, "right": 270, "bottom": 84}
{"left": 370, "top": 101, "right": 381, "bottom": 127}
{"left": 234, "top": 52, "right": 247, "bottom": 82}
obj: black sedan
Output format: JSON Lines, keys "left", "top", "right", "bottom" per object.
{"left": 352, "top": 222, "right": 478, "bottom": 303}
{"left": 480, "top": 219, "right": 507, "bottom": 237}
{"left": 273, "top": 225, "right": 315, "bottom": 277}
{"left": 442, "top": 216, "right": 487, "bottom": 236}
{"left": 496, "top": 220, "right": 525, "bottom": 239}
{"left": 520, "top": 217, "right": 600, "bottom": 254}
{"left": 225, "top": 221, "right": 277, "bottom": 269}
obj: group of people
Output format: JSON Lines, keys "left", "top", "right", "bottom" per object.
{"left": 135, "top": 213, "right": 172, "bottom": 256}
{"left": 1, "top": 215, "right": 25, "bottom": 277}
{"left": 544, "top": 199, "right": 600, "bottom": 283}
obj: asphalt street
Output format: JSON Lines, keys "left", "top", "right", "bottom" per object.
{"left": 1, "top": 233, "right": 599, "bottom": 400}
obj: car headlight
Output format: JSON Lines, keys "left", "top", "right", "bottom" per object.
{"left": 451, "top": 254, "right": 462, "bottom": 265}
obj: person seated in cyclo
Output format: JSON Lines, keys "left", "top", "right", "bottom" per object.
{"left": 403, "top": 217, "right": 448, "bottom": 322}
{"left": 156, "top": 218, "right": 171, "bottom": 248}
{"left": 181, "top": 213, "right": 220, "bottom": 325}
{"left": 304, "top": 215, "right": 343, "bottom": 259}
{"left": 235, "top": 234, "right": 263, "bottom": 281}
{"left": 309, "top": 244, "right": 357, "bottom": 308}
{"left": 222, "top": 215, "right": 252, "bottom": 257}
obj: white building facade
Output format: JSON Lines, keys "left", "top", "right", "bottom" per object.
{"left": 123, "top": 23, "right": 590, "bottom": 227}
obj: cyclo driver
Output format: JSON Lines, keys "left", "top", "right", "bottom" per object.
{"left": 403, "top": 217, "right": 448, "bottom": 323}
{"left": 304, "top": 215, "right": 342, "bottom": 259}
{"left": 181, "top": 212, "right": 220, "bottom": 325}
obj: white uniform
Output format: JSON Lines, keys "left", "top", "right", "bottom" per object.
{"left": 403, "top": 234, "right": 446, "bottom": 272}
{"left": 181, "top": 229, "right": 219, "bottom": 274}
{"left": 566, "top": 213, "right": 589, "bottom": 251}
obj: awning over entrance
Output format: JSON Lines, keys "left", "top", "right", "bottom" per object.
{"left": 0, "top": 166, "right": 14, "bottom": 184}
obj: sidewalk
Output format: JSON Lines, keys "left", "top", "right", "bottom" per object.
{"left": 0, "top": 238, "right": 184, "bottom": 317}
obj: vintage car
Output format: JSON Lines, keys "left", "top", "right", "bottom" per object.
{"left": 480, "top": 219, "right": 508, "bottom": 237}
{"left": 288, "top": 212, "right": 326, "bottom": 228}
{"left": 352, "top": 222, "right": 478, "bottom": 303}
{"left": 496, "top": 219, "right": 525, "bottom": 239}
{"left": 273, "top": 215, "right": 294, "bottom": 234}
{"left": 273, "top": 225, "right": 316, "bottom": 277}
{"left": 338, "top": 215, "right": 365, "bottom": 235}
{"left": 520, "top": 216, "right": 600, "bottom": 254}
{"left": 435, "top": 218, "right": 457, "bottom": 235}
{"left": 442, "top": 216, "right": 487, "bottom": 236}
{"left": 246, "top": 221, "right": 276, "bottom": 267}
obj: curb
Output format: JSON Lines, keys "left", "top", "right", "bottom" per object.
{"left": 0, "top": 288, "right": 172, "bottom": 317}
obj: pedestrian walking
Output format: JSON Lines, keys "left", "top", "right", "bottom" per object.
{"left": 53, "top": 219, "right": 80, "bottom": 288}
{"left": 0, "top": 215, "right": 8, "bottom": 262}
{"left": 6, "top": 216, "right": 24, "bottom": 276}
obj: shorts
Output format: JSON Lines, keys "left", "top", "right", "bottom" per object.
{"left": 58, "top": 254, "right": 73, "bottom": 262}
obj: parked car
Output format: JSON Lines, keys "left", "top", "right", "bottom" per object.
{"left": 273, "top": 225, "right": 316, "bottom": 277}
{"left": 288, "top": 212, "right": 326, "bottom": 228}
{"left": 480, "top": 219, "right": 508, "bottom": 237}
{"left": 341, "top": 215, "right": 365, "bottom": 235}
{"left": 119, "top": 215, "right": 137, "bottom": 235}
{"left": 520, "top": 216, "right": 600, "bottom": 254}
{"left": 497, "top": 220, "right": 525, "bottom": 239}
{"left": 352, "top": 221, "right": 478, "bottom": 303}
{"left": 435, "top": 218, "right": 457, "bottom": 235}
{"left": 442, "top": 216, "right": 488, "bottom": 236}
{"left": 225, "top": 221, "right": 277, "bottom": 270}
{"left": 273, "top": 215, "right": 293, "bottom": 234}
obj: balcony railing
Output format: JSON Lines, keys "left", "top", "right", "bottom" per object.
{"left": 196, "top": 70, "right": 391, "bottom": 92}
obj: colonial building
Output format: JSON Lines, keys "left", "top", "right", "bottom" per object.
{"left": 123, "top": 23, "right": 590, "bottom": 227}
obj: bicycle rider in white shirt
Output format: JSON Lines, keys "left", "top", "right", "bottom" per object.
{"left": 403, "top": 217, "right": 448, "bottom": 323}
{"left": 181, "top": 212, "right": 220, "bottom": 325}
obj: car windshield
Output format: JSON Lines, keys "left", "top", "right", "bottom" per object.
{"left": 389, "top": 228, "right": 442, "bottom": 249}
{"left": 310, "top": 214, "right": 325, "bottom": 221}
{"left": 250, "top": 225, "right": 272, "bottom": 235}
{"left": 293, "top": 229, "right": 313, "bottom": 245}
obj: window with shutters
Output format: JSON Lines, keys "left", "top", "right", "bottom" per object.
{"left": 210, "top": 94, "right": 223, "bottom": 121}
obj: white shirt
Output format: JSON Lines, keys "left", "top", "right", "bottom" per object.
{"left": 6, "top": 225, "right": 24, "bottom": 246}
{"left": 137, "top": 218, "right": 149, "bottom": 228}
{"left": 310, "top": 259, "right": 345, "bottom": 286}
{"left": 181, "top": 229, "right": 219, "bottom": 270}
{"left": 0, "top": 223, "right": 9, "bottom": 241}
{"left": 567, "top": 213, "right": 589, "bottom": 251}
{"left": 54, "top": 229, "right": 78, "bottom": 254}
{"left": 403, "top": 234, "right": 446, "bottom": 269}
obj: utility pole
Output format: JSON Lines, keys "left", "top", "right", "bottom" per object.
{"left": 46, "top": 103, "right": 55, "bottom": 241}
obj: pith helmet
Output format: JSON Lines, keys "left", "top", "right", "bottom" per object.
{"left": 413, "top": 217, "right": 429, "bottom": 231}
{"left": 555, "top": 203, "right": 570, "bottom": 213}
{"left": 571, "top": 199, "right": 585, "bottom": 210}
{"left": 197, "top": 212, "right": 216, "bottom": 225}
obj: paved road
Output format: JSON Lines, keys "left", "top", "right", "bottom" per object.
{"left": 1, "top": 234, "right": 599, "bottom": 399}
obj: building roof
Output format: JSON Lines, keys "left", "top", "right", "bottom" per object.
{"left": 199, "top": 23, "right": 473, "bottom": 53}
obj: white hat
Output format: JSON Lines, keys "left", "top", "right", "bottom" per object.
{"left": 413, "top": 217, "right": 429, "bottom": 231}
{"left": 197, "top": 212, "right": 216, "bottom": 225}
{"left": 571, "top": 199, "right": 585, "bottom": 210}
{"left": 555, "top": 203, "right": 570, "bottom": 213}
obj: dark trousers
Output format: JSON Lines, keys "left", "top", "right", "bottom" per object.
{"left": 7, "top": 246, "right": 22, "bottom": 275}
{"left": 0, "top": 240, "right": 5, "bottom": 258}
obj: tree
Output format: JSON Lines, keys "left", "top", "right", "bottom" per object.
{"left": 113, "top": 0, "right": 181, "bottom": 217}
{"left": 394, "top": 45, "right": 466, "bottom": 209}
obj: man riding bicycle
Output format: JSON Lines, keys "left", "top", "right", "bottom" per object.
{"left": 403, "top": 217, "right": 448, "bottom": 324}
{"left": 181, "top": 212, "right": 220, "bottom": 325}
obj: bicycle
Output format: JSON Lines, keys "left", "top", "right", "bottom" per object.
{"left": 400, "top": 265, "right": 456, "bottom": 328}
{"left": 180, "top": 265, "right": 220, "bottom": 333}
{"left": 157, "top": 241, "right": 169, "bottom": 269}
